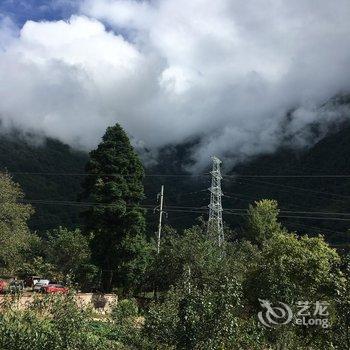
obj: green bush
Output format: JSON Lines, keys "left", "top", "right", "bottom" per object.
{"left": 111, "top": 298, "right": 139, "bottom": 324}
{"left": 145, "top": 281, "right": 266, "bottom": 350}
{"left": 0, "top": 294, "right": 118, "bottom": 350}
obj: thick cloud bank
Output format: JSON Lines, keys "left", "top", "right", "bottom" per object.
{"left": 1, "top": 0, "right": 350, "bottom": 169}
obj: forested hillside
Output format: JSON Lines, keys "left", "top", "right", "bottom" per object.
{"left": 0, "top": 133, "right": 87, "bottom": 231}
{"left": 226, "top": 120, "right": 350, "bottom": 246}
{"left": 1, "top": 124, "right": 350, "bottom": 247}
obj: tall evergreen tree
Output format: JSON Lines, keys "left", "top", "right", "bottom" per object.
{"left": 81, "top": 124, "right": 146, "bottom": 291}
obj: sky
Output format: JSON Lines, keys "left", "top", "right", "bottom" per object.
{"left": 0, "top": 0, "right": 350, "bottom": 169}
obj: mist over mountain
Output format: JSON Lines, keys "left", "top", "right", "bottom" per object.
{"left": 1, "top": 0, "right": 350, "bottom": 169}
{"left": 1, "top": 0, "right": 350, "bottom": 242}
{"left": 1, "top": 119, "right": 350, "bottom": 249}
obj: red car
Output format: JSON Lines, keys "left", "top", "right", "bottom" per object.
{"left": 0, "top": 280, "right": 8, "bottom": 294}
{"left": 42, "top": 284, "right": 69, "bottom": 294}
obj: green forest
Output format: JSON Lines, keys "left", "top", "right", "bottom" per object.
{"left": 0, "top": 124, "right": 350, "bottom": 349}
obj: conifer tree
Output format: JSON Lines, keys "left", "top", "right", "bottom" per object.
{"left": 81, "top": 124, "right": 146, "bottom": 291}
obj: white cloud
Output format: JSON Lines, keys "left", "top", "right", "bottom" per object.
{"left": 0, "top": 0, "right": 350, "bottom": 169}
{"left": 0, "top": 15, "right": 18, "bottom": 50}
{"left": 0, "top": 16, "right": 153, "bottom": 148}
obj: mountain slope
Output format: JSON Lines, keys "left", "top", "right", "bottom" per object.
{"left": 0, "top": 125, "right": 350, "bottom": 248}
{"left": 226, "top": 121, "right": 350, "bottom": 246}
{"left": 0, "top": 133, "right": 88, "bottom": 231}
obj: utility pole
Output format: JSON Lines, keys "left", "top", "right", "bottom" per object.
{"left": 207, "top": 156, "right": 224, "bottom": 246}
{"left": 154, "top": 185, "right": 165, "bottom": 301}
{"left": 157, "top": 185, "right": 165, "bottom": 254}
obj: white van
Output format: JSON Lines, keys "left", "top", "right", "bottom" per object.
{"left": 33, "top": 279, "right": 50, "bottom": 292}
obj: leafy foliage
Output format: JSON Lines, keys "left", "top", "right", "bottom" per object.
{"left": 17, "top": 227, "right": 98, "bottom": 289}
{"left": 0, "top": 191, "right": 349, "bottom": 349}
{"left": 245, "top": 199, "right": 283, "bottom": 245}
{"left": 146, "top": 280, "right": 266, "bottom": 350}
{"left": 0, "top": 295, "right": 114, "bottom": 350}
{"left": 143, "top": 202, "right": 347, "bottom": 349}
{"left": 245, "top": 231, "right": 341, "bottom": 306}
{"left": 333, "top": 253, "right": 350, "bottom": 349}
{"left": 44, "top": 227, "right": 93, "bottom": 283}
{"left": 153, "top": 224, "right": 224, "bottom": 292}
{"left": 0, "top": 172, "right": 35, "bottom": 275}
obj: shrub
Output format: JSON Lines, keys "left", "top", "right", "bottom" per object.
{"left": 0, "top": 294, "right": 117, "bottom": 350}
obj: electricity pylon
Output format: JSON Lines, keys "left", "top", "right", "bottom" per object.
{"left": 207, "top": 156, "right": 224, "bottom": 246}
{"left": 156, "top": 185, "right": 164, "bottom": 254}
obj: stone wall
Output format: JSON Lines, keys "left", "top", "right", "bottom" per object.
{"left": 0, "top": 292, "right": 118, "bottom": 313}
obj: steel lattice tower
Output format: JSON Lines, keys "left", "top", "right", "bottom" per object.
{"left": 207, "top": 156, "right": 224, "bottom": 246}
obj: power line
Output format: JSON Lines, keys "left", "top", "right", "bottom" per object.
{"left": 223, "top": 179, "right": 349, "bottom": 212}
{"left": 165, "top": 213, "right": 200, "bottom": 222}
{"left": 279, "top": 215, "right": 350, "bottom": 222}
{"left": 223, "top": 211, "right": 350, "bottom": 222}
{"left": 165, "top": 208, "right": 207, "bottom": 214}
{"left": 6, "top": 171, "right": 209, "bottom": 177}
{"left": 224, "top": 174, "right": 350, "bottom": 178}
{"left": 280, "top": 210, "right": 350, "bottom": 216}
{"left": 282, "top": 222, "right": 345, "bottom": 235}
{"left": 15, "top": 199, "right": 209, "bottom": 212}
{"left": 225, "top": 208, "right": 350, "bottom": 216}
{"left": 12, "top": 198, "right": 350, "bottom": 218}
{"left": 6, "top": 170, "right": 350, "bottom": 178}
{"left": 223, "top": 191, "right": 315, "bottom": 213}
{"left": 177, "top": 189, "right": 209, "bottom": 197}
{"left": 8, "top": 197, "right": 350, "bottom": 229}
{"left": 235, "top": 177, "right": 350, "bottom": 200}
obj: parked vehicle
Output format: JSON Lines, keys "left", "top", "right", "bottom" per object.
{"left": 33, "top": 279, "right": 50, "bottom": 292}
{"left": 24, "top": 276, "right": 43, "bottom": 288}
{"left": 0, "top": 280, "right": 8, "bottom": 294}
{"left": 6, "top": 280, "right": 24, "bottom": 293}
{"left": 42, "top": 284, "right": 69, "bottom": 294}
